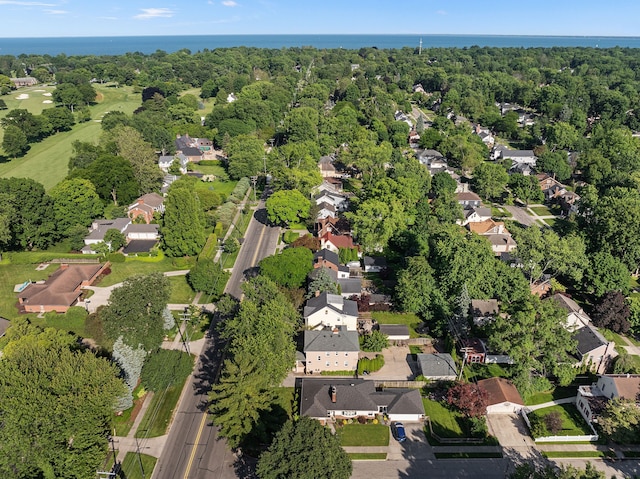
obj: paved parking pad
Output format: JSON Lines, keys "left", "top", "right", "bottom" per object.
{"left": 388, "top": 423, "right": 434, "bottom": 461}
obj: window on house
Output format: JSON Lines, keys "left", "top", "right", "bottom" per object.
{"left": 326, "top": 362, "right": 330, "bottom": 367}
{"left": 345, "top": 352, "right": 349, "bottom": 356}
{"left": 317, "top": 356, "right": 321, "bottom": 361}
{"left": 326, "top": 352, "right": 330, "bottom": 357}
{"left": 378, "top": 406, "right": 387, "bottom": 413}
{"left": 335, "top": 352, "right": 339, "bottom": 356}
{"left": 344, "top": 361, "right": 348, "bottom": 367}
{"left": 335, "top": 361, "right": 338, "bottom": 366}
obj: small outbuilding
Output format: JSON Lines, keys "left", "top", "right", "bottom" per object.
{"left": 416, "top": 353, "right": 458, "bottom": 381}
{"left": 477, "top": 377, "right": 524, "bottom": 414}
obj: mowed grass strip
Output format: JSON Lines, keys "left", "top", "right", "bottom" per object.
{"left": 338, "top": 424, "right": 389, "bottom": 447}
{"left": 121, "top": 452, "right": 157, "bottom": 479}
{"left": 348, "top": 453, "right": 387, "bottom": 460}
{"left": 0, "top": 84, "right": 141, "bottom": 190}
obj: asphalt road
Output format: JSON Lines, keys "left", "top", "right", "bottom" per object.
{"left": 152, "top": 197, "right": 280, "bottom": 479}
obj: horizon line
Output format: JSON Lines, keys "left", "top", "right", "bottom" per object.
{"left": 1, "top": 33, "right": 640, "bottom": 40}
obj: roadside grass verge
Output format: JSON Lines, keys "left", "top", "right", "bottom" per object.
{"left": 0, "top": 84, "right": 140, "bottom": 190}
{"left": 121, "top": 452, "right": 157, "bottom": 479}
{"left": 337, "top": 424, "right": 389, "bottom": 447}
{"left": 435, "top": 452, "right": 502, "bottom": 459}
{"left": 348, "top": 453, "right": 387, "bottom": 460}
{"left": 542, "top": 450, "right": 615, "bottom": 459}
{"left": 529, "top": 206, "right": 553, "bottom": 216}
{"left": 370, "top": 312, "right": 424, "bottom": 339}
{"left": 135, "top": 368, "right": 192, "bottom": 438}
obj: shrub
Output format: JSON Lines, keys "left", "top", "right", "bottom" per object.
{"left": 283, "top": 231, "right": 300, "bottom": 244}
{"left": 357, "top": 416, "right": 367, "bottom": 424}
{"left": 360, "top": 330, "right": 389, "bottom": 352}
{"left": 469, "top": 416, "right": 488, "bottom": 438}
{"left": 357, "top": 354, "right": 385, "bottom": 375}
{"left": 528, "top": 414, "right": 548, "bottom": 438}
{"left": 214, "top": 222, "right": 224, "bottom": 237}
{"left": 544, "top": 411, "right": 563, "bottom": 435}
{"left": 107, "top": 252, "right": 126, "bottom": 263}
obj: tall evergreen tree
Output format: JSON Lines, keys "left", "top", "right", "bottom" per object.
{"left": 162, "top": 185, "right": 206, "bottom": 257}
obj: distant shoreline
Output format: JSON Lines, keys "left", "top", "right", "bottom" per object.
{"left": 1, "top": 34, "right": 640, "bottom": 56}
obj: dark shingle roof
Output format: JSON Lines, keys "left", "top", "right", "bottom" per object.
{"left": 416, "top": 353, "right": 457, "bottom": 378}
{"left": 303, "top": 327, "right": 359, "bottom": 352}
{"left": 303, "top": 292, "right": 358, "bottom": 318}
{"left": 314, "top": 249, "right": 340, "bottom": 267}
{"left": 574, "top": 324, "right": 608, "bottom": 355}
{"left": 338, "top": 278, "right": 361, "bottom": 295}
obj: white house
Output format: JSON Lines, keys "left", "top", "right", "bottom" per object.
{"left": 158, "top": 153, "right": 188, "bottom": 173}
{"left": 576, "top": 374, "right": 640, "bottom": 424}
{"left": 303, "top": 292, "right": 359, "bottom": 331}
{"left": 125, "top": 224, "right": 160, "bottom": 241}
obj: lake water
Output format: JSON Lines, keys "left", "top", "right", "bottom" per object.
{"left": 1, "top": 34, "right": 640, "bottom": 56}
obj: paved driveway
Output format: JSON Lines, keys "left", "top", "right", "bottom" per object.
{"left": 388, "top": 423, "right": 433, "bottom": 461}
{"left": 487, "top": 413, "right": 537, "bottom": 461}
{"left": 365, "top": 346, "right": 415, "bottom": 380}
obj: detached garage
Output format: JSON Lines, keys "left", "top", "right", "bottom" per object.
{"left": 477, "top": 377, "right": 524, "bottom": 414}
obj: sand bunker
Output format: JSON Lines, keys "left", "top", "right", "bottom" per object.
{"left": 43, "top": 92, "right": 52, "bottom": 97}
{"left": 15, "top": 93, "right": 29, "bottom": 100}
{"left": 42, "top": 100, "right": 53, "bottom": 104}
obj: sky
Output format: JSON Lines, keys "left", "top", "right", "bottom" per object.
{"left": 1, "top": 0, "right": 640, "bottom": 38}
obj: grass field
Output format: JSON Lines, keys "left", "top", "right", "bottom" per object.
{"left": 524, "top": 386, "right": 577, "bottom": 406}
{"left": 337, "top": 424, "right": 389, "bottom": 447}
{"left": 121, "top": 452, "right": 157, "bottom": 479}
{"left": 0, "top": 83, "right": 141, "bottom": 190}
{"left": 529, "top": 205, "right": 554, "bottom": 216}
{"left": 97, "top": 257, "right": 188, "bottom": 287}
{"left": 422, "top": 398, "right": 466, "bottom": 438}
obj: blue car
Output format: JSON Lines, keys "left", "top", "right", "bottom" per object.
{"left": 392, "top": 422, "right": 406, "bottom": 442}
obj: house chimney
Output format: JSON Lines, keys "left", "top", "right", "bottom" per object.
{"left": 315, "top": 290, "right": 321, "bottom": 297}
{"left": 332, "top": 327, "right": 340, "bottom": 335}
{"left": 330, "top": 385, "right": 337, "bottom": 403}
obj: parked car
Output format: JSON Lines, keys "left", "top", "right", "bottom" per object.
{"left": 392, "top": 422, "right": 406, "bottom": 442}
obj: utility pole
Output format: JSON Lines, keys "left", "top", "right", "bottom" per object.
{"left": 179, "top": 307, "right": 191, "bottom": 355}
{"left": 135, "top": 436, "right": 146, "bottom": 479}
{"left": 250, "top": 176, "right": 257, "bottom": 203}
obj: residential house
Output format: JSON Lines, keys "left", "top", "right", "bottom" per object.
{"left": 315, "top": 216, "right": 351, "bottom": 237}
{"left": 537, "top": 174, "right": 567, "bottom": 201}
{"left": 320, "top": 232, "right": 356, "bottom": 253}
{"left": 175, "top": 134, "right": 204, "bottom": 162}
{"left": 314, "top": 190, "right": 348, "bottom": 213}
{"left": 338, "top": 278, "right": 362, "bottom": 298}
{"left": 303, "top": 326, "right": 359, "bottom": 374}
{"left": 11, "top": 77, "right": 37, "bottom": 87}
{"left": 473, "top": 124, "right": 495, "bottom": 147}
{"left": 456, "top": 191, "right": 482, "bottom": 208}
{"left": 318, "top": 155, "right": 338, "bottom": 178}
{"left": 300, "top": 379, "right": 425, "bottom": 424}
{"left": 412, "top": 84, "right": 426, "bottom": 94}
{"left": 17, "top": 263, "right": 110, "bottom": 313}
{"left": 303, "top": 292, "right": 359, "bottom": 331}
{"left": 394, "top": 111, "right": 413, "bottom": 128}
{"left": 549, "top": 294, "right": 617, "bottom": 374}
{"left": 316, "top": 202, "right": 337, "bottom": 220}
{"left": 416, "top": 353, "right": 458, "bottom": 381}
{"left": 158, "top": 153, "right": 188, "bottom": 173}
{"left": 467, "top": 219, "right": 517, "bottom": 255}
{"left": 458, "top": 206, "right": 492, "bottom": 226}
{"left": 492, "top": 145, "right": 537, "bottom": 166}
{"left": 551, "top": 293, "right": 592, "bottom": 331}
{"left": 83, "top": 218, "right": 159, "bottom": 254}
{"left": 227, "top": 93, "right": 237, "bottom": 103}
{"left": 128, "top": 193, "right": 165, "bottom": 224}
{"left": 573, "top": 324, "right": 617, "bottom": 375}
{"left": 477, "top": 377, "right": 524, "bottom": 414}
{"left": 471, "top": 299, "right": 499, "bottom": 326}
{"left": 313, "top": 249, "right": 350, "bottom": 279}
{"left": 559, "top": 190, "right": 581, "bottom": 215}
{"left": 576, "top": 374, "right": 640, "bottom": 424}
{"left": 509, "top": 163, "right": 534, "bottom": 176}
{"left": 460, "top": 338, "right": 487, "bottom": 364}
{"left": 82, "top": 218, "right": 131, "bottom": 253}
{"left": 363, "top": 256, "right": 387, "bottom": 273}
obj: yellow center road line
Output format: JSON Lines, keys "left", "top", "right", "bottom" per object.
{"left": 182, "top": 411, "right": 208, "bottom": 479}
{"left": 249, "top": 223, "right": 268, "bottom": 268}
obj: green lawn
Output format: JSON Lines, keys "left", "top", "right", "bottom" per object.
{"left": 529, "top": 206, "right": 554, "bottom": 216}
{"left": 29, "top": 308, "right": 88, "bottom": 338}
{"left": 464, "top": 363, "right": 511, "bottom": 382}
{"left": 113, "top": 386, "right": 148, "bottom": 437}
{"left": 434, "top": 452, "right": 503, "bottom": 459}
{"left": 337, "top": 424, "right": 389, "bottom": 447}
{"left": 348, "top": 453, "right": 387, "bottom": 460}
{"left": 422, "top": 398, "right": 466, "bottom": 438}
{"left": 0, "top": 84, "right": 141, "bottom": 190}
{"left": 602, "top": 329, "right": 634, "bottom": 347}
{"left": 542, "top": 450, "right": 614, "bottom": 458}
{"left": 121, "top": 452, "right": 157, "bottom": 479}
{"left": 168, "top": 276, "right": 195, "bottom": 304}
{"left": 0, "top": 263, "right": 60, "bottom": 319}
{"left": 135, "top": 367, "right": 192, "bottom": 438}
{"left": 528, "top": 404, "right": 593, "bottom": 437}
{"left": 371, "top": 311, "right": 424, "bottom": 339}
{"left": 97, "top": 257, "right": 187, "bottom": 287}
{"left": 194, "top": 175, "right": 238, "bottom": 201}
{"left": 524, "top": 386, "right": 577, "bottom": 406}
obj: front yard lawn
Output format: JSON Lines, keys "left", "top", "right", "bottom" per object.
{"left": 528, "top": 404, "right": 593, "bottom": 437}
{"left": 422, "top": 398, "right": 466, "bottom": 438}
{"left": 371, "top": 311, "right": 424, "bottom": 338}
{"left": 337, "top": 423, "right": 389, "bottom": 447}
{"left": 121, "top": 452, "right": 157, "bottom": 479}
{"left": 98, "top": 256, "right": 184, "bottom": 286}
{"left": 529, "top": 205, "right": 554, "bottom": 216}
{"left": 464, "top": 363, "right": 511, "bottom": 382}
{"left": 168, "top": 276, "right": 195, "bottom": 304}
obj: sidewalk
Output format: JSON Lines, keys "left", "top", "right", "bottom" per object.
{"left": 526, "top": 396, "right": 575, "bottom": 411}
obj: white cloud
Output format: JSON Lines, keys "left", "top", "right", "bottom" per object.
{"left": 133, "top": 7, "right": 175, "bottom": 19}
{"left": 222, "top": 1, "right": 238, "bottom": 6}
{"left": 436, "top": 9, "right": 447, "bottom": 15}
{"left": 44, "top": 8, "right": 67, "bottom": 14}
{"left": 0, "top": 1, "right": 55, "bottom": 5}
